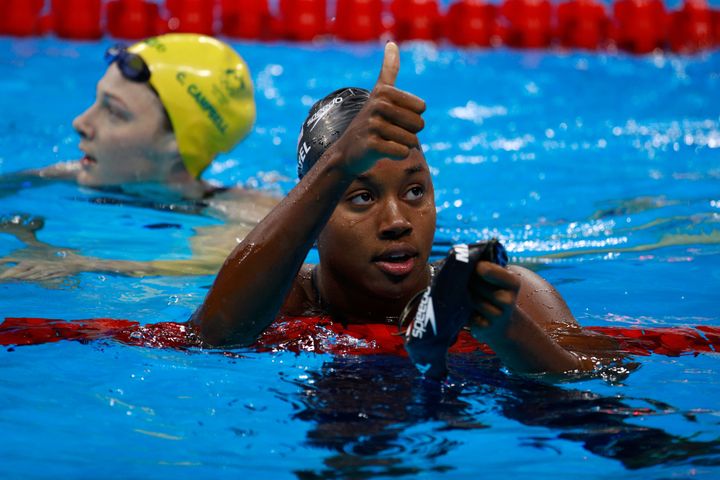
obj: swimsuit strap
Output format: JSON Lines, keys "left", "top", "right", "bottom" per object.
{"left": 202, "top": 185, "right": 231, "bottom": 199}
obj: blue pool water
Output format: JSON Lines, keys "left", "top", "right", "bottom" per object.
{"left": 1, "top": 37, "right": 719, "bottom": 478}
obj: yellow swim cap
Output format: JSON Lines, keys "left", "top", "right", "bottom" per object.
{"left": 128, "top": 34, "right": 255, "bottom": 178}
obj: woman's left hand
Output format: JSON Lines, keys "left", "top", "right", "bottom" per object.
{"left": 468, "top": 261, "right": 522, "bottom": 340}
{"left": 467, "top": 263, "right": 592, "bottom": 374}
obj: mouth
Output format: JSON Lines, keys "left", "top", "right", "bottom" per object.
{"left": 80, "top": 154, "right": 97, "bottom": 168}
{"left": 373, "top": 248, "right": 419, "bottom": 277}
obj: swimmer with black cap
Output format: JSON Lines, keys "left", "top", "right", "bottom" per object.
{"left": 0, "top": 34, "right": 277, "bottom": 280}
{"left": 192, "top": 42, "right": 616, "bottom": 376}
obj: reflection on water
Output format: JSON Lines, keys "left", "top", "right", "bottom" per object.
{"left": 433, "top": 191, "right": 720, "bottom": 264}
{"left": 285, "top": 354, "right": 720, "bottom": 478}
{"left": 537, "top": 194, "right": 720, "bottom": 261}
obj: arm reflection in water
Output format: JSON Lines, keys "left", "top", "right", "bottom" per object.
{"left": 0, "top": 188, "right": 277, "bottom": 283}
{"left": 283, "top": 354, "right": 720, "bottom": 478}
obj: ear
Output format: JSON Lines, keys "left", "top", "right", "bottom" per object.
{"left": 154, "top": 131, "right": 188, "bottom": 179}
{"left": 157, "top": 129, "right": 179, "bottom": 156}
{"left": 155, "top": 130, "right": 185, "bottom": 174}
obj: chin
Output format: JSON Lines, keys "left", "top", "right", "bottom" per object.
{"left": 76, "top": 171, "right": 100, "bottom": 187}
{"left": 371, "top": 274, "right": 425, "bottom": 301}
{"left": 78, "top": 168, "right": 130, "bottom": 188}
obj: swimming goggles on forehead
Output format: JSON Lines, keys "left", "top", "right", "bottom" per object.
{"left": 104, "top": 45, "right": 151, "bottom": 83}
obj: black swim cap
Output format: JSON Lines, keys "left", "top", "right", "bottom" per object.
{"left": 297, "top": 87, "right": 370, "bottom": 179}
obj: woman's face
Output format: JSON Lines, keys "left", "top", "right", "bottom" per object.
{"left": 72, "top": 63, "right": 179, "bottom": 187}
{"left": 317, "top": 148, "right": 437, "bottom": 305}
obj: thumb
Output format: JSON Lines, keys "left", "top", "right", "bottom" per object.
{"left": 376, "top": 42, "right": 400, "bottom": 87}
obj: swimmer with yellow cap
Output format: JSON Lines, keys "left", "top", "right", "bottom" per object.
{"left": 72, "top": 33, "right": 256, "bottom": 197}
{"left": 1, "top": 33, "right": 258, "bottom": 199}
{"left": 0, "top": 34, "right": 277, "bottom": 280}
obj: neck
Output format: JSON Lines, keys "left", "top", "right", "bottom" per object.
{"left": 164, "top": 168, "right": 211, "bottom": 200}
{"left": 120, "top": 168, "right": 210, "bottom": 201}
{"left": 315, "top": 264, "right": 431, "bottom": 325}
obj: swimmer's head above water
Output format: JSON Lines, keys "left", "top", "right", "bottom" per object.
{"left": 296, "top": 84, "right": 436, "bottom": 304}
{"left": 73, "top": 33, "right": 255, "bottom": 188}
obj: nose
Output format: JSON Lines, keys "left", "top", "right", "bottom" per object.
{"left": 378, "top": 198, "right": 413, "bottom": 240}
{"left": 72, "top": 105, "right": 96, "bottom": 140}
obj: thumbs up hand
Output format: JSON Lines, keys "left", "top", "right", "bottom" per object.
{"left": 329, "top": 42, "right": 427, "bottom": 177}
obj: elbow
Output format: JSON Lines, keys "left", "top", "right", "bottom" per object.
{"left": 189, "top": 308, "right": 260, "bottom": 349}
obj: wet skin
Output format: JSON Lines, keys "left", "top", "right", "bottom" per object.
{"left": 313, "top": 149, "right": 436, "bottom": 322}
{"left": 193, "top": 43, "right": 607, "bottom": 375}
{"left": 192, "top": 42, "right": 429, "bottom": 346}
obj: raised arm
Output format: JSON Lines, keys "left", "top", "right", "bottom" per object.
{"left": 192, "top": 43, "right": 426, "bottom": 347}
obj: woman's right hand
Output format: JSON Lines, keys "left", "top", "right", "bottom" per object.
{"left": 328, "top": 42, "right": 427, "bottom": 177}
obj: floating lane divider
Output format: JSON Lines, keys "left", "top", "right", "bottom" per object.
{"left": 1, "top": 316, "right": 719, "bottom": 357}
{"left": 0, "top": 0, "right": 718, "bottom": 54}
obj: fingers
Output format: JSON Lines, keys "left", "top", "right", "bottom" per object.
{"left": 363, "top": 89, "right": 424, "bottom": 159}
{"left": 0, "top": 261, "right": 64, "bottom": 280}
{"left": 469, "top": 261, "right": 520, "bottom": 326}
{"left": 373, "top": 95, "right": 425, "bottom": 132}
{"left": 358, "top": 93, "right": 424, "bottom": 161}
{"left": 475, "top": 261, "right": 521, "bottom": 291}
{"left": 374, "top": 122, "right": 419, "bottom": 150}
{"left": 377, "top": 42, "right": 400, "bottom": 87}
{"left": 0, "top": 263, "right": 37, "bottom": 280}
{"left": 473, "top": 300, "right": 503, "bottom": 321}
{"left": 21, "top": 268, "right": 53, "bottom": 281}
{"left": 470, "top": 283, "right": 516, "bottom": 311}
{"left": 375, "top": 85, "right": 426, "bottom": 115}
{"left": 368, "top": 135, "right": 411, "bottom": 161}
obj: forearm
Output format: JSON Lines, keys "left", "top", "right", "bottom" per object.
{"left": 94, "top": 258, "right": 218, "bottom": 277}
{"left": 193, "top": 149, "right": 354, "bottom": 347}
{"left": 0, "top": 162, "right": 79, "bottom": 185}
{"left": 472, "top": 307, "right": 586, "bottom": 374}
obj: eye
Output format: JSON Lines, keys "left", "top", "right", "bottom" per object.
{"left": 404, "top": 185, "right": 424, "bottom": 201}
{"left": 103, "top": 102, "right": 121, "bottom": 118}
{"left": 102, "top": 98, "right": 127, "bottom": 120}
{"left": 349, "top": 191, "right": 374, "bottom": 206}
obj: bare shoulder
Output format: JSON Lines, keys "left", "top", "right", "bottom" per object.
{"left": 213, "top": 186, "right": 280, "bottom": 206}
{"left": 279, "top": 264, "right": 322, "bottom": 317}
{"left": 205, "top": 186, "right": 280, "bottom": 223}
{"left": 509, "top": 265, "right": 579, "bottom": 329}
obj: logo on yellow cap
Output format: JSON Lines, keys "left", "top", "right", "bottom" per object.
{"left": 222, "top": 69, "right": 249, "bottom": 100}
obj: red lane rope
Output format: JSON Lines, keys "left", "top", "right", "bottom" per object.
{"left": 0, "top": 0, "right": 717, "bottom": 54}
{"left": 1, "top": 316, "right": 718, "bottom": 357}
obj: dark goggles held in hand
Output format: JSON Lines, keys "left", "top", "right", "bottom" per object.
{"left": 105, "top": 45, "right": 151, "bottom": 83}
{"left": 401, "top": 239, "right": 509, "bottom": 380}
